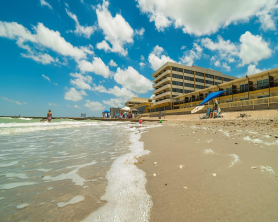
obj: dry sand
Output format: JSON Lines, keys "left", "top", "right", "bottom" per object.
{"left": 138, "top": 112, "right": 278, "bottom": 222}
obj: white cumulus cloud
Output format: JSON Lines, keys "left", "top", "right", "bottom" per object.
{"left": 40, "top": 0, "right": 52, "bottom": 10}
{"left": 66, "top": 8, "right": 97, "bottom": 39}
{"left": 42, "top": 74, "right": 51, "bottom": 81}
{"left": 48, "top": 103, "right": 59, "bottom": 106}
{"left": 1, "top": 96, "right": 27, "bottom": 105}
{"left": 202, "top": 31, "right": 272, "bottom": 68}
{"left": 136, "top": 0, "right": 278, "bottom": 35}
{"left": 109, "top": 59, "right": 117, "bottom": 67}
{"left": 148, "top": 45, "right": 175, "bottom": 70}
{"left": 95, "top": 0, "right": 134, "bottom": 56}
{"left": 135, "top": 27, "right": 145, "bottom": 36}
{"left": 77, "top": 57, "right": 110, "bottom": 78}
{"left": 0, "top": 21, "right": 90, "bottom": 63}
{"left": 64, "top": 87, "right": 87, "bottom": 101}
{"left": 239, "top": 31, "right": 272, "bottom": 66}
{"left": 180, "top": 43, "right": 202, "bottom": 66}
{"left": 103, "top": 98, "right": 126, "bottom": 108}
{"left": 114, "top": 66, "right": 153, "bottom": 93}
{"left": 84, "top": 100, "right": 105, "bottom": 111}
{"left": 69, "top": 73, "right": 92, "bottom": 90}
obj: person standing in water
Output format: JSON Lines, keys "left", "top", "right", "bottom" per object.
{"left": 47, "top": 109, "right": 52, "bottom": 122}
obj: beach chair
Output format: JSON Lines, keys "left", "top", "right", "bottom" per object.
{"left": 200, "top": 108, "right": 211, "bottom": 119}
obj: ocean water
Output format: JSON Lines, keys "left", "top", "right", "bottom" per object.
{"left": 0, "top": 117, "right": 157, "bottom": 221}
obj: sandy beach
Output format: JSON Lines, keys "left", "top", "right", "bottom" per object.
{"left": 138, "top": 112, "right": 278, "bottom": 222}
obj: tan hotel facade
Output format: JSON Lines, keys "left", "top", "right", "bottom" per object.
{"left": 151, "top": 62, "right": 237, "bottom": 110}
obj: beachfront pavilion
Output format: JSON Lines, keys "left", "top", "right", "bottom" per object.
{"left": 143, "top": 67, "right": 278, "bottom": 116}
{"left": 125, "top": 97, "right": 152, "bottom": 108}
{"left": 150, "top": 62, "right": 237, "bottom": 112}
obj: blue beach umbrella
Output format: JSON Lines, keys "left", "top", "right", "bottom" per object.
{"left": 191, "top": 90, "right": 226, "bottom": 113}
{"left": 103, "top": 110, "right": 110, "bottom": 113}
{"left": 199, "top": 91, "right": 226, "bottom": 106}
{"left": 115, "top": 113, "right": 120, "bottom": 116}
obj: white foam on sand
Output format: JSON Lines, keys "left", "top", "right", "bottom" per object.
{"left": 229, "top": 154, "right": 240, "bottom": 167}
{"left": 243, "top": 136, "right": 278, "bottom": 146}
{"left": 243, "top": 136, "right": 263, "bottom": 144}
{"left": 16, "top": 203, "right": 29, "bottom": 209}
{"left": 57, "top": 195, "right": 85, "bottom": 208}
{"left": 82, "top": 126, "right": 160, "bottom": 222}
{"left": 0, "top": 161, "right": 18, "bottom": 167}
{"left": 5, "top": 173, "right": 28, "bottom": 179}
{"left": 260, "top": 166, "right": 275, "bottom": 174}
{"left": 219, "top": 129, "right": 229, "bottom": 137}
{"left": 0, "top": 182, "right": 37, "bottom": 190}
{"left": 43, "top": 160, "right": 96, "bottom": 186}
{"left": 204, "top": 149, "right": 216, "bottom": 154}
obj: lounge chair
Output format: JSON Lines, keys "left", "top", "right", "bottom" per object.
{"left": 200, "top": 108, "right": 211, "bottom": 119}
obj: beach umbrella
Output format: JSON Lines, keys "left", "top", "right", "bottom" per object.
{"left": 199, "top": 91, "right": 226, "bottom": 106}
{"left": 191, "top": 105, "right": 205, "bottom": 113}
{"left": 121, "top": 106, "right": 131, "bottom": 111}
{"left": 103, "top": 110, "right": 110, "bottom": 113}
{"left": 132, "top": 108, "right": 138, "bottom": 112}
{"left": 115, "top": 113, "right": 120, "bottom": 116}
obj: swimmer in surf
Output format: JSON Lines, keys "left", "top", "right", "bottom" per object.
{"left": 47, "top": 109, "right": 52, "bottom": 122}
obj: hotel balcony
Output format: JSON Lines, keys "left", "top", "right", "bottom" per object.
{"left": 153, "top": 91, "right": 171, "bottom": 100}
{"left": 153, "top": 84, "right": 171, "bottom": 94}
{"left": 153, "top": 70, "right": 171, "bottom": 83}
{"left": 153, "top": 77, "right": 171, "bottom": 88}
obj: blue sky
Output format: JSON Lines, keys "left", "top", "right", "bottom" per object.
{"left": 0, "top": 0, "right": 278, "bottom": 117}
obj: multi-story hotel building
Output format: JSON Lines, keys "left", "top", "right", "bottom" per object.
{"left": 152, "top": 62, "right": 237, "bottom": 110}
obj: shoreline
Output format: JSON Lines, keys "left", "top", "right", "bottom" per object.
{"left": 139, "top": 115, "right": 278, "bottom": 221}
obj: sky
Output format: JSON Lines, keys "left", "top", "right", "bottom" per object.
{"left": 0, "top": 0, "right": 278, "bottom": 117}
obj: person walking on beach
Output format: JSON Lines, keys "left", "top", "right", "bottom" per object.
{"left": 47, "top": 109, "right": 52, "bottom": 122}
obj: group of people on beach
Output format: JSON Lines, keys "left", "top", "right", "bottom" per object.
{"left": 115, "top": 111, "right": 135, "bottom": 119}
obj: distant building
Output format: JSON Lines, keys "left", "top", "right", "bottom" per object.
{"left": 125, "top": 97, "right": 152, "bottom": 108}
{"left": 151, "top": 62, "right": 237, "bottom": 111}
{"left": 110, "top": 107, "right": 121, "bottom": 118}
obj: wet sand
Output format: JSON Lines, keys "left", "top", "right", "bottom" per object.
{"left": 139, "top": 114, "right": 278, "bottom": 222}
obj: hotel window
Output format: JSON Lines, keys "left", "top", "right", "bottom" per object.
{"left": 172, "top": 81, "right": 183, "bottom": 86}
{"left": 224, "top": 78, "right": 230, "bottom": 82}
{"left": 184, "top": 83, "right": 194, "bottom": 88}
{"left": 226, "top": 87, "right": 232, "bottom": 95}
{"left": 206, "top": 86, "right": 210, "bottom": 88}
{"left": 172, "top": 88, "right": 183, "bottom": 93}
{"left": 240, "top": 83, "right": 248, "bottom": 93}
{"left": 184, "top": 76, "right": 194, "bottom": 81}
{"left": 206, "top": 80, "right": 214, "bottom": 85}
{"left": 184, "top": 90, "right": 193, "bottom": 94}
{"left": 257, "top": 79, "right": 269, "bottom": 90}
{"left": 206, "top": 74, "right": 213, "bottom": 79}
{"left": 215, "top": 76, "right": 222, "bottom": 81}
{"left": 172, "top": 67, "right": 183, "bottom": 72}
{"left": 184, "top": 69, "right": 194, "bottom": 75}
{"left": 172, "top": 74, "right": 183, "bottom": 79}
{"left": 195, "top": 72, "right": 204, "bottom": 77}
{"left": 195, "top": 78, "right": 204, "bottom": 83}
{"left": 215, "top": 81, "right": 221, "bottom": 85}
{"left": 195, "top": 85, "right": 204, "bottom": 89}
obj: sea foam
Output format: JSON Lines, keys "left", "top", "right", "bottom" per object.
{"left": 82, "top": 126, "right": 160, "bottom": 222}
